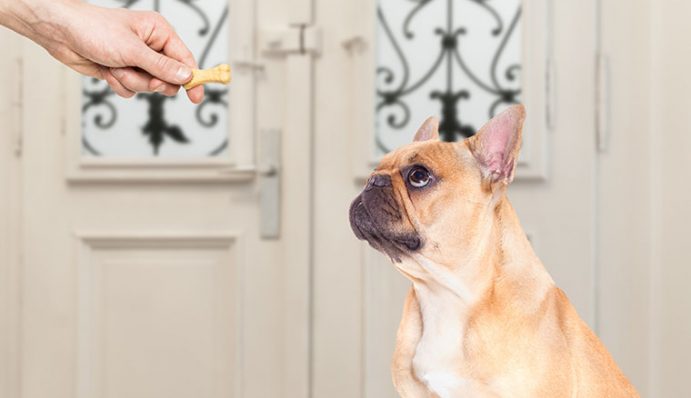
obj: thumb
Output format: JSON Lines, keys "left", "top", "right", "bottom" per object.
{"left": 133, "top": 43, "right": 193, "bottom": 85}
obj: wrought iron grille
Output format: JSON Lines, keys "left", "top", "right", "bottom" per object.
{"left": 376, "top": 0, "right": 522, "bottom": 153}
{"left": 82, "top": 0, "right": 229, "bottom": 157}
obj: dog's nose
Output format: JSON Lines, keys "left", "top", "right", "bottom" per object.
{"left": 366, "top": 174, "right": 391, "bottom": 190}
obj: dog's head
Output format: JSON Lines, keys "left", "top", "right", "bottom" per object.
{"left": 349, "top": 105, "right": 525, "bottom": 264}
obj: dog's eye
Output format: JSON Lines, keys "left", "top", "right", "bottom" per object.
{"left": 407, "top": 166, "right": 431, "bottom": 188}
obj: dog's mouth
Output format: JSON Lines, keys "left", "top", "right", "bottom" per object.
{"left": 349, "top": 192, "right": 422, "bottom": 262}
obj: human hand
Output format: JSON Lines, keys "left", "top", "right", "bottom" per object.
{"left": 0, "top": 0, "right": 204, "bottom": 103}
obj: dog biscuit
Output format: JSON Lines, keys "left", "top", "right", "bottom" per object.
{"left": 183, "top": 64, "right": 232, "bottom": 90}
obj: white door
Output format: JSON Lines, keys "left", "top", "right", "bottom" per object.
{"left": 1, "top": 0, "right": 312, "bottom": 396}
{"left": 311, "top": 0, "right": 602, "bottom": 397}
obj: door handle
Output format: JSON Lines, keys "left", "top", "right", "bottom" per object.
{"left": 258, "top": 164, "right": 278, "bottom": 177}
{"left": 259, "top": 129, "right": 281, "bottom": 239}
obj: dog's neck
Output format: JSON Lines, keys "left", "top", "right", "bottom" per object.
{"left": 396, "top": 194, "right": 552, "bottom": 310}
{"left": 397, "top": 194, "right": 554, "bottom": 395}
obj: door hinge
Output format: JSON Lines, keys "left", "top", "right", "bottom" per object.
{"left": 259, "top": 24, "right": 321, "bottom": 56}
{"left": 595, "top": 53, "right": 610, "bottom": 153}
{"left": 11, "top": 57, "right": 23, "bottom": 157}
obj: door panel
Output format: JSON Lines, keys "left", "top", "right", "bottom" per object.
{"left": 313, "top": 0, "right": 597, "bottom": 397}
{"left": 75, "top": 234, "right": 238, "bottom": 398}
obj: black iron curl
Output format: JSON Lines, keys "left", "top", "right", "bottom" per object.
{"left": 376, "top": 0, "right": 523, "bottom": 150}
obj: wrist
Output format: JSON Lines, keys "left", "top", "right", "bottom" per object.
{"left": 0, "top": 0, "right": 83, "bottom": 44}
{"left": 0, "top": 0, "right": 31, "bottom": 36}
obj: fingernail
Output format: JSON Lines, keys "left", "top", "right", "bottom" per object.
{"left": 153, "top": 84, "right": 166, "bottom": 93}
{"left": 176, "top": 66, "right": 192, "bottom": 82}
{"left": 111, "top": 68, "right": 125, "bottom": 79}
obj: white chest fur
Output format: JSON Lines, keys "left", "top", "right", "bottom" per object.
{"left": 412, "top": 284, "right": 470, "bottom": 398}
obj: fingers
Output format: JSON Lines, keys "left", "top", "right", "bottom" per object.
{"left": 186, "top": 86, "right": 205, "bottom": 105}
{"left": 71, "top": 63, "right": 105, "bottom": 81}
{"left": 161, "top": 37, "right": 205, "bottom": 104}
{"left": 103, "top": 69, "right": 135, "bottom": 98}
{"left": 106, "top": 67, "right": 199, "bottom": 101}
{"left": 132, "top": 12, "right": 205, "bottom": 103}
{"left": 129, "top": 14, "right": 193, "bottom": 84}
{"left": 106, "top": 68, "right": 199, "bottom": 102}
{"left": 111, "top": 68, "right": 179, "bottom": 96}
{"left": 156, "top": 22, "right": 197, "bottom": 68}
{"left": 146, "top": 76, "right": 203, "bottom": 104}
{"left": 132, "top": 43, "right": 193, "bottom": 86}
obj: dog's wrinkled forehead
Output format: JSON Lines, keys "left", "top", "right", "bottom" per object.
{"left": 375, "top": 141, "right": 464, "bottom": 175}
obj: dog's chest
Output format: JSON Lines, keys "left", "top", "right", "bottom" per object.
{"left": 412, "top": 288, "right": 474, "bottom": 398}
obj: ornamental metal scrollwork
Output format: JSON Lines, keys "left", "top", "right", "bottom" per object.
{"left": 376, "top": 0, "right": 522, "bottom": 152}
{"left": 82, "top": 0, "right": 229, "bottom": 157}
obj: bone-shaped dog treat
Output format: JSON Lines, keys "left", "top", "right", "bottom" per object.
{"left": 183, "top": 64, "right": 232, "bottom": 90}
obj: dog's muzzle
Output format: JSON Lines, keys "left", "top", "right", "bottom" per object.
{"left": 349, "top": 176, "right": 422, "bottom": 261}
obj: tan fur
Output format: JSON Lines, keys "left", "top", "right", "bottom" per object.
{"left": 366, "top": 109, "right": 638, "bottom": 397}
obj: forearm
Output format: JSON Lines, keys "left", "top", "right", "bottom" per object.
{"left": 0, "top": 0, "right": 81, "bottom": 48}
{"left": 0, "top": 0, "right": 203, "bottom": 102}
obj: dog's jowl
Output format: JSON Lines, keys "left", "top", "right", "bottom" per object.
{"left": 349, "top": 105, "right": 639, "bottom": 398}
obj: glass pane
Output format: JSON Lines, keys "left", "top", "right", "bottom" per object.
{"left": 82, "top": 0, "right": 229, "bottom": 158}
{"left": 376, "top": 0, "right": 522, "bottom": 154}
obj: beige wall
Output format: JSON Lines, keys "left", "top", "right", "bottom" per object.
{"left": 602, "top": 0, "right": 691, "bottom": 396}
{"left": 0, "top": 31, "right": 10, "bottom": 398}
{"left": 650, "top": 1, "right": 691, "bottom": 397}
{"left": 0, "top": 30, "right": 19, "bottom": 398}
{"left": 598, "top": 0, "right": 652, "bottom": 394}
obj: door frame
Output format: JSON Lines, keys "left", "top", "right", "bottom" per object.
{"left": 255, "top": 1, "right": 316, "bottom": 396}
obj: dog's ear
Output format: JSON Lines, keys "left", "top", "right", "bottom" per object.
{"left": 467, "top": 104, "right": 525, "bottom": 185}
{"left": 413, "top": 116, "right": 440, "bottom": 142}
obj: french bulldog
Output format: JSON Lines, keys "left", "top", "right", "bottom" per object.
{"left": 349, "top": 105, "right": 638, "bottom": 397}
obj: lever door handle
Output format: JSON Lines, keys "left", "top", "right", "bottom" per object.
{"left": 259, "top": 129, "right": 281, "bottom": 239}
{"left": 258, "top": 164, "right": 278, "bottom": 177}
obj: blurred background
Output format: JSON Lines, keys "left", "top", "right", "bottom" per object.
{"left": 0, "top": 0, "right": 688, "bottom": 397}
